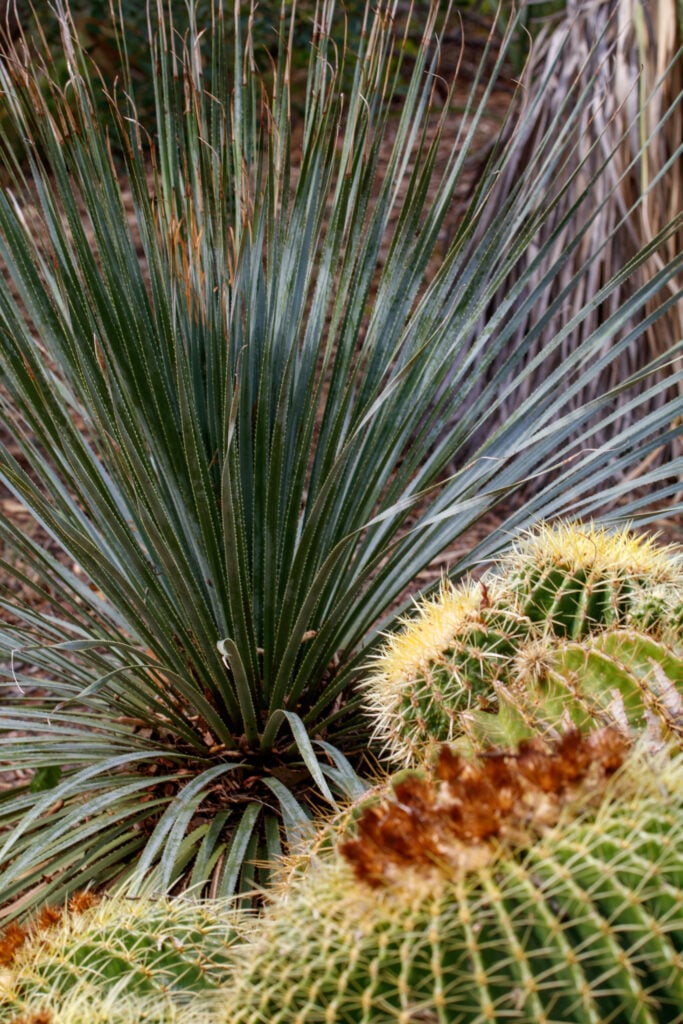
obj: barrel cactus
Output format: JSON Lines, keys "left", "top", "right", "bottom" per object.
{"left": 365, "top": 577, "right": 535, "bottom": 764}
{"left": 367, "top": 523, "right": 683, "bottom": 763}
{"left": 218, "top": 731, "right": 683, "bottom": 1024}
{"left": 463, "top": 627, "right": 683, "bottom": 751}
{"left": 500, "top": 521, "right": 683, "bottom": 639}
{"left": 0, "top": 892, "right": 241, "bottom": 1023}
{"left": 628, "top": 583, "right": 683, "bottom": 640}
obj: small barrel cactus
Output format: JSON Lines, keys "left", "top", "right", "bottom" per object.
{"left": 500, "top": 521, "right": 683, "bottom": 639}
{"left": 365, "top": 577, "right": 534, "bottom": 764}
{"left": 218, "top": 732, "right": 683, "bottom": 1024}
{"left": 366, "top": 523, "right": 683, "bottom": 763}
{"left": 0, "top": 892, "right": 241, "bottom": 1023}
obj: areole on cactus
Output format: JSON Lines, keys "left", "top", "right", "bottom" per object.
{"left": 3, "top": 522, "right": 682, "bottom": 1021}
{"left": 364, "top": 577, "right": 533, "bottom": 764}
{"left": 366, "top": 522, "right": 683, "bottom": 764}
{"left": 218, "top": 732, "right": 683, "bottom": 1024}
{"left": 0, "top": 993, "right": 216, "bottom": 1024}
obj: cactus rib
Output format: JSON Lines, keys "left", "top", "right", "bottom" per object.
{"left": 0, "top": 894, "right": 242, "bottom": 1024}
{"left": 366, "top": 524, "right": 683, "bottom": 762}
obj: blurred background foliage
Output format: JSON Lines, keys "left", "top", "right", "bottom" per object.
{"left": 0, "top": 0, "right": 566, "bottom": 117}
{"left": 0, "top": 0, "right": 572, "bottom": 179}
{"left": 1, "top": 0, "right": 679, "bottom": 84}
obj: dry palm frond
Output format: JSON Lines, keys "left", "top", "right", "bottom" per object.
{"left": 458, "top": 0, "right": 682, "bottom": 488}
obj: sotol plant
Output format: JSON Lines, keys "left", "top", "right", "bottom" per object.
{"left": 219, "top": 733, "right": 683, "bottom": 1024}
{"left": 367, "top": 522, "right": 683, "bottom": 763}
{"left": 0, "top": 1, "right": 682, "bottom": 919}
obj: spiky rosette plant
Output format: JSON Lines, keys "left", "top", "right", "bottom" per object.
{"left": 367, "top": 522, "right": 683, "bottom": 763}
{"left": 1, "top": 1, "right": 682, "bottom": 919}
{"left": 501, "top": 521, "right": 683, "bottom": 639}
{"left": 219, "top": 733, "right": 683, "bottom": 1024}
{"left": 0, "top": 891, "right": 241, "bottom": 1023}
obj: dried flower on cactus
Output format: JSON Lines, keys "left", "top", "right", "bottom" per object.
{"left": 9, "top": 1011, "right": 53, "bottom": 1024}
{"left": 0, "top": 923, "right": 27, "bottom": 967}
{"left": 0, "top": 893, "right": 96, "bottom": 970}
{"left": 341, "top": 728, "right": 629, "bottom": 886}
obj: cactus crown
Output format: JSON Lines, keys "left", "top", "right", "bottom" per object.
{"left": 371, "top": 579, "right": 497, "bottom": 685}
{"left": 340, "top": 728, "right": 629, "bottom": 887}
{"left": 0, "top": 892, "right": 98, "bottom": 971}
{"left": 502, "top": 520, "right": 683, "bottom": 638}
{"left": 219, "top": 743, "right": 683, "bottom": 1024}
{"left": 1, "top": 994, "right": 217, "bottom": 1024}
{"left": 504, "top": 521, "right": 681, "bottom": 582}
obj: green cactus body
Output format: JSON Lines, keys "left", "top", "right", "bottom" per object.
{"left": 369, "top": 618, "right": 683, "bottom": 763}
{"left": 219, "top": 741, "right": 683, "bottom": 1024}
{"left": 366, "top": 524, "right": 683, "bottom": 763}
{"left": 454, "top": 629, "right": 683, "bottom": 754}
{"left": 554, "top": 630, "right": 683, "bottom": 735}
{"left": 508, "top": 560, "right": 635, "bottom": 637}
{"left": 365, "top": 579, "right": 532, "bottom": 765}
{"left": 0, "top": 894, "right": 241, "bottom": 1023}
{"left": 501, "top": 522, "right": 683, "bottom": 640}
{"left": 629, "top": 585, "right": 683, "bottom": 639}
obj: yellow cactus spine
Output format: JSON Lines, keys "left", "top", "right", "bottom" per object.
{"left": 0, "top": 893, "right": 241, "bottom": 1024}
{"left": 365, "top": 577, "right": 532, "bottom": 764}
{"left": 501, "top": 520, "right": 683, "bottom": 639}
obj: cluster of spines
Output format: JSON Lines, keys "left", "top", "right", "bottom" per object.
{"left": 5, "top": 521, "right": 682, "bottom": 1022}
{"left": 366, "top": 578, "right": 533, "bottom": 764}
{"left": 0, "top": 893, "right": 240, "bottom": 1024}
{"left": 340, "top": 727, "right": 629, "bottom": 886}
{"left": 0, "top": 892, "right": 98, "bottom": 973}
{"left": 366, "top": 522, "right": 683, "bottom": 762}
{"left": 501, "top": 521, "right": 683, "bottom": 639}
{"left": 1, "top": 997, "right": 216, "bottom": 1024}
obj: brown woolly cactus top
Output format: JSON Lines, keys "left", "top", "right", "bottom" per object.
{"left": 340, "top": 728, "right": 629, "bottom": 887}
{"left": 8, "top": 1012, "right": 52, "bottom": 1024}
{"left": 0, "top": 892, "right": 98, "bottom": 969}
